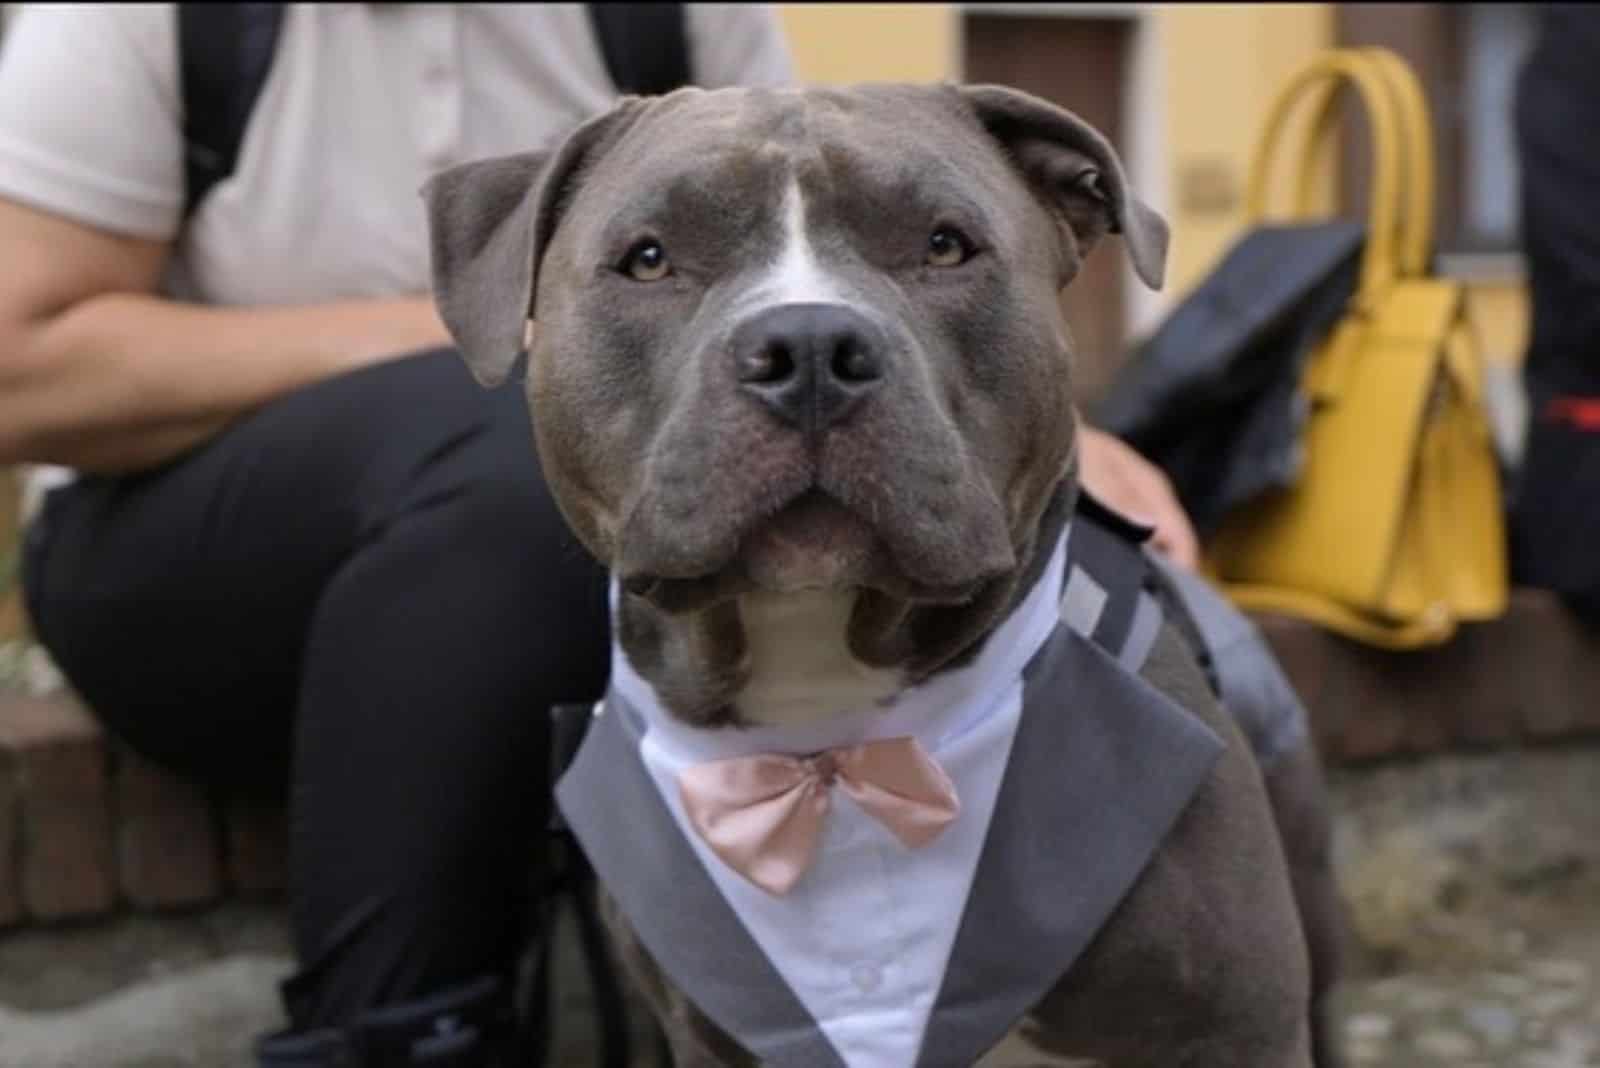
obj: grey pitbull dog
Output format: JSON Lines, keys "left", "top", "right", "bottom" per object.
{"left": 423, "top": 84, "right": 1342, "bottom": 1067}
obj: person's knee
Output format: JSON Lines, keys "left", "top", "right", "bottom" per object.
{"left": 371, "top": 387, "right": 609, "bottom": 648}
{"left": 271, "top": 350, "right": 507, "bottom": 522}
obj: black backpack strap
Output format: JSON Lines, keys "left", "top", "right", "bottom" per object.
{"left": 178, "top": 4, "right": 682, "bottom": 227}
{"left": 585, "top": 3, "right": 691, "bottom": 96}
{"left": 178, "top": 3, "right": 286, "bottom": 222}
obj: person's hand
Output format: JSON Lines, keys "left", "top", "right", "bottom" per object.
{"left": 1076, "top": 425, "right": 1201, "bottom": 571}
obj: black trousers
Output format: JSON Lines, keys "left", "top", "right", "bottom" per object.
{"left": 21, "top": 349, "right": 611, "bottom": 1030}
{"left": 1510, "top": 5, "right": 1600, "bottom": 621}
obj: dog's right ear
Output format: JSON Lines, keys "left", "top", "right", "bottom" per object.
{"left": 956, "top": 84, "right": 1168, "bottom": 292}
{"left": 421, "top": 100, "right": 646, "bottom": 388}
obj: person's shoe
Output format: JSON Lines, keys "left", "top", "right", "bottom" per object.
{"left": 255, "top": 1026, "right": 351, "bottom": 1068}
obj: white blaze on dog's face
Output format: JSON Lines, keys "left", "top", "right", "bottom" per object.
{"left": 423, "top": 84, "right": 1168, "bottom": 726}
{"left": 734, "top": 177, "right": 850, "bottom": 311}
{"left": 726, "top": 179, "right": 904, "bottom": 724}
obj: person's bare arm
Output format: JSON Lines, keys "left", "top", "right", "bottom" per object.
{"left": 1078, "top": 424, "right": 1201, "bottom": 571}
{"left": 0, "top": 199, "right": 452, "bottom": 473}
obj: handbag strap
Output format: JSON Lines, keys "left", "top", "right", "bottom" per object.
{"left": 1367, "top": 49, "right": 1436, "bottom": 278}
{"left": 1290, "top": 49, "right": 1436, "bottom": 279}
{"left": 1244, "top": 51, "right": 1406, "bottom": 302}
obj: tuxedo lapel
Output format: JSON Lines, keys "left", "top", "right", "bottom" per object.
{"left": 555, "top": 695, "right": 846, "bottom": 1068}
{"left": 915, "top": 625, "right": 1226, "bottom": 1067}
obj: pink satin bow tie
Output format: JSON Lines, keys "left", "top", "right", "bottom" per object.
{"left": 677, "top": 736, "right": 961, "bottom": 896}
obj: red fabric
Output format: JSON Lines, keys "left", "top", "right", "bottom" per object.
{"left": 1543, "top": 395, "right": 1600, "bottom": 432}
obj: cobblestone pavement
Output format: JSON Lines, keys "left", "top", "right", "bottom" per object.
{"left": 1324, "top": 858, "right": 1600, "bottom": 1068}
{"left": 3, "top": 904, "right": 1600, "bottom": 1066}
{"left": 1336, "top": 952, "right": 1600, "bottom": 1067}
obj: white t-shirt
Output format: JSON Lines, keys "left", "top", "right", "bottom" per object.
{"left": 0, "top": 2, "right": 795, "bottom": 505}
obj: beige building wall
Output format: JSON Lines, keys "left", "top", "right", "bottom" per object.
{"left": 1156, "top": 4, "right": 1335, "bottom": 299}
{"left": 775, "top": 3, "right": 1336, "bottom": 322}
{"left": 777, "top": 5, "right": 958, "bottom": 86}
{"left": 775, "top": 2, "right": 1528, "bottom": 365}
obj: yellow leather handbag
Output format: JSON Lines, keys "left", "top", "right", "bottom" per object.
{"left": 1202, "top": 48, "right": 1508, "bottom": 649}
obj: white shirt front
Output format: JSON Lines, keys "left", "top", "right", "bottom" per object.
{"left": 610, "top": 529, "right": 1070, "bottom": 1068}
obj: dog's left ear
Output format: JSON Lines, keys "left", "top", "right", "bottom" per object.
{"left": 957, "top": 84, "right": 1169, "bottom": 290}
{"left": 421, "top": 100, "right": 647, "bottom": 387}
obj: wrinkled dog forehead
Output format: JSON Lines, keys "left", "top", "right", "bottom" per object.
{"left": 559, "top": 84, "right": 1049, "bottom": 256}
{"left": 588, "top": 85, "right": 1025, "bottom": 193}
{"left": 549, "top": 90, "right": 1039, "bottom": 325}
{"left": 422, "top": 82, "right": 1168, "bottom": 390}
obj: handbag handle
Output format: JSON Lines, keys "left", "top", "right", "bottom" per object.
{"left": 1244, "top": 50, "right": 1406, "bottom": 301}
{"left": 1289, "top": 48, "right": 1436, "bottom": 278}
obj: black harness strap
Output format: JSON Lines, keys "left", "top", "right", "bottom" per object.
{"left": 584, "top": 3, "right": 691, "bottom": 97}
{"left": 176, "top": 4, "right": 690, "bottom": 223}
{"left": 1065, "top": 511, "right": 1147, "bottom": 659}
{"left": 1065, "top": 491, "right": 1222, "bottom": 697}
{"left": 177, "top": 3, "right": 286, "bottom": 222}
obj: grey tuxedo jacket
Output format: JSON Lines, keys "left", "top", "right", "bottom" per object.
{"left": 555, "top": 510, "right": 1252, "bottom": 1066}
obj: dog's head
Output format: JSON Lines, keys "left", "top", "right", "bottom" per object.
{"left": 423, "top": 84, "right": 1166, "bottom": 723}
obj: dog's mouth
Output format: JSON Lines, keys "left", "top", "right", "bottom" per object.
{"left": 619, "top": 486, "right": 991, "bottom": 614}
{"left": 737, "top": 489, "right": 881, "bottom": 594}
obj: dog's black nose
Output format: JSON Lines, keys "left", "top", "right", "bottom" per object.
{"left": 732, "top": 303, "right": 886, "bottom": 432}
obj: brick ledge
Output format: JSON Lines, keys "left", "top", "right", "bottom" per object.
{"left": 1, "top": 586, "right": 1593, "bottom": 930}
{"left": 1254, "top": 587, "right": 1600, "bottom": 764}
{"left": 0, "top": 695, "right": 285, "bottom": 929}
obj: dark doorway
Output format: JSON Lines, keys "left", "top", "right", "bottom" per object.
{"left": 963, "top": 13, "right": 1136, "bottom": 405}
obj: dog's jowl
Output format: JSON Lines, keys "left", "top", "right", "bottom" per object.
{"left": 424, "top": 84, "right": 1342, "bottom": 1068}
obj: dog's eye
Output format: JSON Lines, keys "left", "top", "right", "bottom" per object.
{"left": 926, "top": 227, "right": 974, "bottom": 268}
{"left": 621, "top": 239, "right": 672, "bottom": 282}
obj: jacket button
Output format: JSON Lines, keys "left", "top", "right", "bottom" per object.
{"left": 850, "top": 962, "right": 883, "bottom": 993}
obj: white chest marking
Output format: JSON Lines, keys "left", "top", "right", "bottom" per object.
{"left": 735, "top": 590, "right": 903, "bottom": 726}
